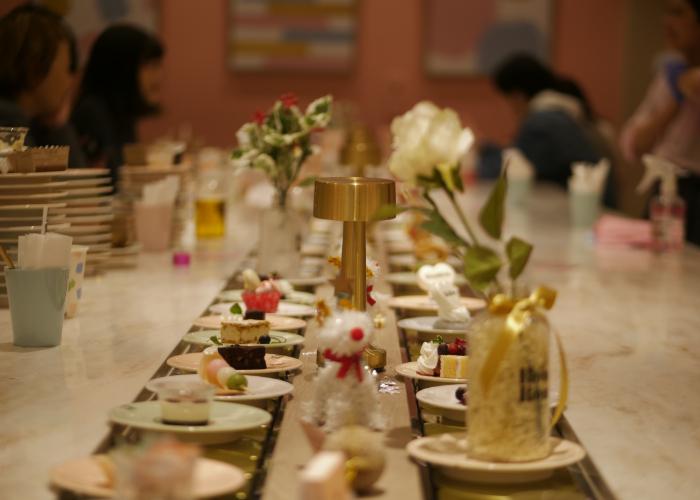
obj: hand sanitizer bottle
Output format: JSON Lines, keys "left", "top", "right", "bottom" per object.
{"left": 638, "top": 155, "right": 686, "bottom": 252}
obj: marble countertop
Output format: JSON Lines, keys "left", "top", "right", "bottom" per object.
{"left": 1, "top": 186, "right": 699, "bottom": 499}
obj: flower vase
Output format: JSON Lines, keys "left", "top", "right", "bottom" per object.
{"left": 256, "top": 201, "right": 302, "bottom": 278}
{"left": 466, "top": 297, "right": 553, "bottom": 462}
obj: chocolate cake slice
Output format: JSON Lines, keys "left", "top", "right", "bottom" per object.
{"left": 218, "top": 345, "right": 267, "bottom": 370}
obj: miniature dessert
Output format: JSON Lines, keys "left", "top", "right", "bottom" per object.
{"left": 220, "top": 317, "right": 270, "bottom": 344}
{"left": 197, "top": 349, "right": 249, "bottom": 393}
{"left": 218, "top": 345, "right": 267, "bottom": 370}
{"left": 157, "top": 381, "right": 213, "bottom": 425}
{"left": 440, "top": 355, "right": 468, "bottom": 379}
{"left": 241, "top": 268, "right": 281, "bottom": 313}
{"left": 416, "top": 338, "right": 468, "bottom": 378}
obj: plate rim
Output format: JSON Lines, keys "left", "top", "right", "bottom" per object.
{"left": 395, "top": 361, "right": 466, "bottom": 384}
{"left": 182, "top": 329, "right": 305, "bottom": 348}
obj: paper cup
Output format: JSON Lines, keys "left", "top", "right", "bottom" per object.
{"left": 569, "top": 191, "right": 600, "bottom": 228}
{"left": 6, "top": 267, "right": 68, "bottom": 347}
{"left": 65, "top": 245, "right": 88, "bottom": 318}
{"left": 134, "top": 202, "right": 173, "bottom": 252}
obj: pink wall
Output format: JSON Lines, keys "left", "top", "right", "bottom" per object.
{"left": 142, "top": 0, "right": 626, "bottom": 147}
{"left": 0, "top": 0, "right": 626, "bottom": 147}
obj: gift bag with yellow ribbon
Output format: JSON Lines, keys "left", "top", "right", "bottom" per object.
{"left": 466, "top": 287, "right": 568, "bottom": 462}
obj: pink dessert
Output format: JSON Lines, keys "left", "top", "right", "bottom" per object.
{"left": 242, "top": 280, "right": 281, "bottom": 313}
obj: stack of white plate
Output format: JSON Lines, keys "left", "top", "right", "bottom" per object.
{"left": 0, "top": 171, "right": 71, "bottom": 307}
{"left": 118, "top": 163, "right": 193, "bottom": 249}
{"left": 53, "top": 168, "right": 113, "bottom": 274}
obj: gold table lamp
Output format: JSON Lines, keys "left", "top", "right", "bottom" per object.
{"left": 314, "top": 177, "right": 396, "bottom": 311}
{"left": 314, "top": 177, "right": 395, "bottom": 370}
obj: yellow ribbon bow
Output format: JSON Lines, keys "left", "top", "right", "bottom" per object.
{"left": 480, "top": 286, "right": 568, "bottom": 430}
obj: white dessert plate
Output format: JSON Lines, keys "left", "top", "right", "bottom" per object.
{"left": 0, "top": 191, "right": 66, "bottom": 201}
{"left": 61, "top": 177, "right": 111, "bottom": 187}
{"left": 65, "top": 195, "right": 114, "bottom": 206}
{"left": 52, "top": 205, "right": 113, "bottom": 215}
{"left": 71, "top": 233, "right": 112, "bottom": 244}
{"left": 0, "top": 222, "right": 70, "bottom": 234}
{"left": 397, "top": 316, "right": 469, "bottom": 336}
{"left": 0, "top": 202, "right": 65, "bottom": 212}
{"left": 395, "top": 361, "right": 466, "bottom": 384}
{"left": 108, "top": 401, "right": 270, "bottom": 443}
{"left": 193, "top": 314, "right": 306, "bottom": 332}
{"left": 389, "top": 295, "right": 485, "bottom": 313}
{"left": 146, "top": 374, "right": 294, "bottom": 402}
{"left": 284, "top": 275, "right": 328, "bottom": 287}
{"left": 209, "top": 301, "right": 315, "bottom": 318}
{"left": 386, "top": 271, "right": 467, "bottom": 287}
{"left": 0, "top": 180, "right": 68, "bottom": 191}
{"left": 183, "top": 329, "right": 305, "bottom": 349}
{"left": 416, "top": 384, "right": 560, "bottom": 420}
{"left": 58, "top": 224, "right": 111, "bottom": 234}
{"left": 406, "top": 434, "right": 586, "bottom": 484}
{"left": 218, "top": 288, "right": 316, "bottom": 305}
{"left": 55, "top": 167, "right": 110, "bottom": 177}
{"left": 65, "top": 185, "right": 113, "bottom": 196}
{"left": 49, "top": 455, "right": 246, "bottom": 499}
{"left": 167, "top": 352, "right": 303, "bottom": 374}
{"left": 61, "top": 214, "right": 114, "bottom": 224}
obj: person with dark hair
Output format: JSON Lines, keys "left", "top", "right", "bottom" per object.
{"left": 72, "top": 24, "right": 165, "bottom": 185}
{"left": 621, "top": 0, "right": 700, "bottom": 245}
{"left": 481, "top": 53, "right": 616, "bottom": 206}
{"left": 0, "top": 4, "right": 85, "bottom": 166}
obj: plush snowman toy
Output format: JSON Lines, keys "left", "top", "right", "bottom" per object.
{"left": 309, "top": 310, "right": 383, "bottom": 432}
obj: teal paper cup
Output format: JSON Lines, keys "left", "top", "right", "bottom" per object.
{"left": 6, "top": 267, "right": 69, "bottom": 347}
{"left": 569, "top": 191, "right": 601, "bottom": 228}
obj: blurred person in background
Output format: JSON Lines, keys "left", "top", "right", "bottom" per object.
{"left": 0, "top": 4, "right": 85, "bottom": 166}
{"left": 480, "top": 53, "right": 617, "bottom": 207}
{"left": 621, "top": 0, "right": 700, "bottom": 245}
{"left": 72, "top": 25, "right": 164, "bottom": 186}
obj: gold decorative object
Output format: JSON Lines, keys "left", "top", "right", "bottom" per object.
{"left": 314, "top": 177, "right": 395, "bottom": 369}
{"left": 340, "top": 125, "right": 381, "bottom": 177}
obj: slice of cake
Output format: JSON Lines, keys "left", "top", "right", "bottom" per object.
{"left": 440, "top": 355, "right": 468, "bottom": 379}
{"left": 220, "top": 317, "right": 270, "bottom": 344}
{"left": 218, "top": 345, "right": 267, "bottom": 370}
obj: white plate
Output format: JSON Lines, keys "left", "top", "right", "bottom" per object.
{"left": 146, "top": 374, "right": 293, "bottom": 402}
{"left": 61, "top": 177, "right": 111, "bottom": 187}
{"left": 55, "top": 167, "right": 110, "bottom": 177}
{"left": 59, "top": 224, "right": 111, "bottom": 234}
{"left": 52, "top": 205, "right": 113, "bottom": 215}
{"left": 61, "top": 214, "right": 114, "bottom": 224}
{"left": 395, "top": 361, "right": 466, "bottom": 384}
{"left": 218, "top": 288, "right": 316, "bottom": 305}
{"left": 285, "top": 275, "right": 328, "bottom": 287}
{"left": 182, "top": 329, "right": 304, "bottom": 349}
{"left": 386, "top": 272, "right": 467, "bottom": 287}
{"left": 406, "top": 434, "right": 586, "bottom": 484}
{"left": 167, "top": 352, "right": 303, "bottom": 375}
{"left": 193, "top": 314, "right": 306, "bottom": 332}
{"left": 397, "top": 316, "right": 468, "bottom": 336}
{"left": 388, "top": 295, "right": 485, "bottom": 313}
{"left": 0, "top": 191, "right": 66, "bottom": 201}
{"left": 0, "top": 202, "right": 66, "bottom": 212}
{"left": 210, "top": 301, "right": 315, "bottom": 318}
{"left": 0, "top": 222, "right": 70, "bottom": 234}
{"left": 50, "top": 455, "right": 246, "bottom": 499}
{"left": 108, "top": 401, "right": 271, "bottom": 444}
{"left": 416, "top": 384, "right": 560, "bottom": 419}
{"left": 65, "top": 195, "right": 114, "bottom": 206}
{"left": 0, "top": 181, "right": 68, "bottom": 191}
{"left": 65, "top": 186, "right": 112, "bottom": 196}
{"left": 71, "top": 233, "right": 112, "bottom": 244}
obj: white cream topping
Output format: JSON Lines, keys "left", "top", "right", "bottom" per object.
{"left": 417, "top": 342, "right": 439, "bottom": 374}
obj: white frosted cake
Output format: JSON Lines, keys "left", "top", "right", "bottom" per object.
{"left": 220, "top": 317, "right": 270, "bottom": 344}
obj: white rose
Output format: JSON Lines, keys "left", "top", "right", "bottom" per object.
{"left": 389, "top": 101, "right": 474, "bottom": 186}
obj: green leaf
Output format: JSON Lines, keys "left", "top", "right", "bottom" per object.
{"left": 452, "top": 165, "right": 464, "bottom": 192}
{"left": 463, "top": 245, "right": 502, "bottom": 291}
{"left": 298, "top": 176, "right": 317, "bottom": 187}
{"left": 479, "top": 174, "right": 508, "bottom": 239}
{"left": 209, "top": 335, "right": 222, "bottom": 346}
{"left": 421, "top": 210, "right": 463, "bottom": 246}
{"left": 505, "top": 236, "right": 533, "bottom": 280}
{"left": 67, "top": 278, "right": 76, "bottom": 291}
{"left": 230, "top": 303, "right": 243, "bottom": 315}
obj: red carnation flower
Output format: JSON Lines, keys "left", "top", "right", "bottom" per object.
{"left": 280, "top": 92, "right": 298, "bottom": 108}
{"left": 253, "top": 110, "right": 266, "bottom": 125}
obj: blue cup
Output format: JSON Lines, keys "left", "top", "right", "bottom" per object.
{"left": 6, "top": 267, "right": 69, "bottom": 347}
